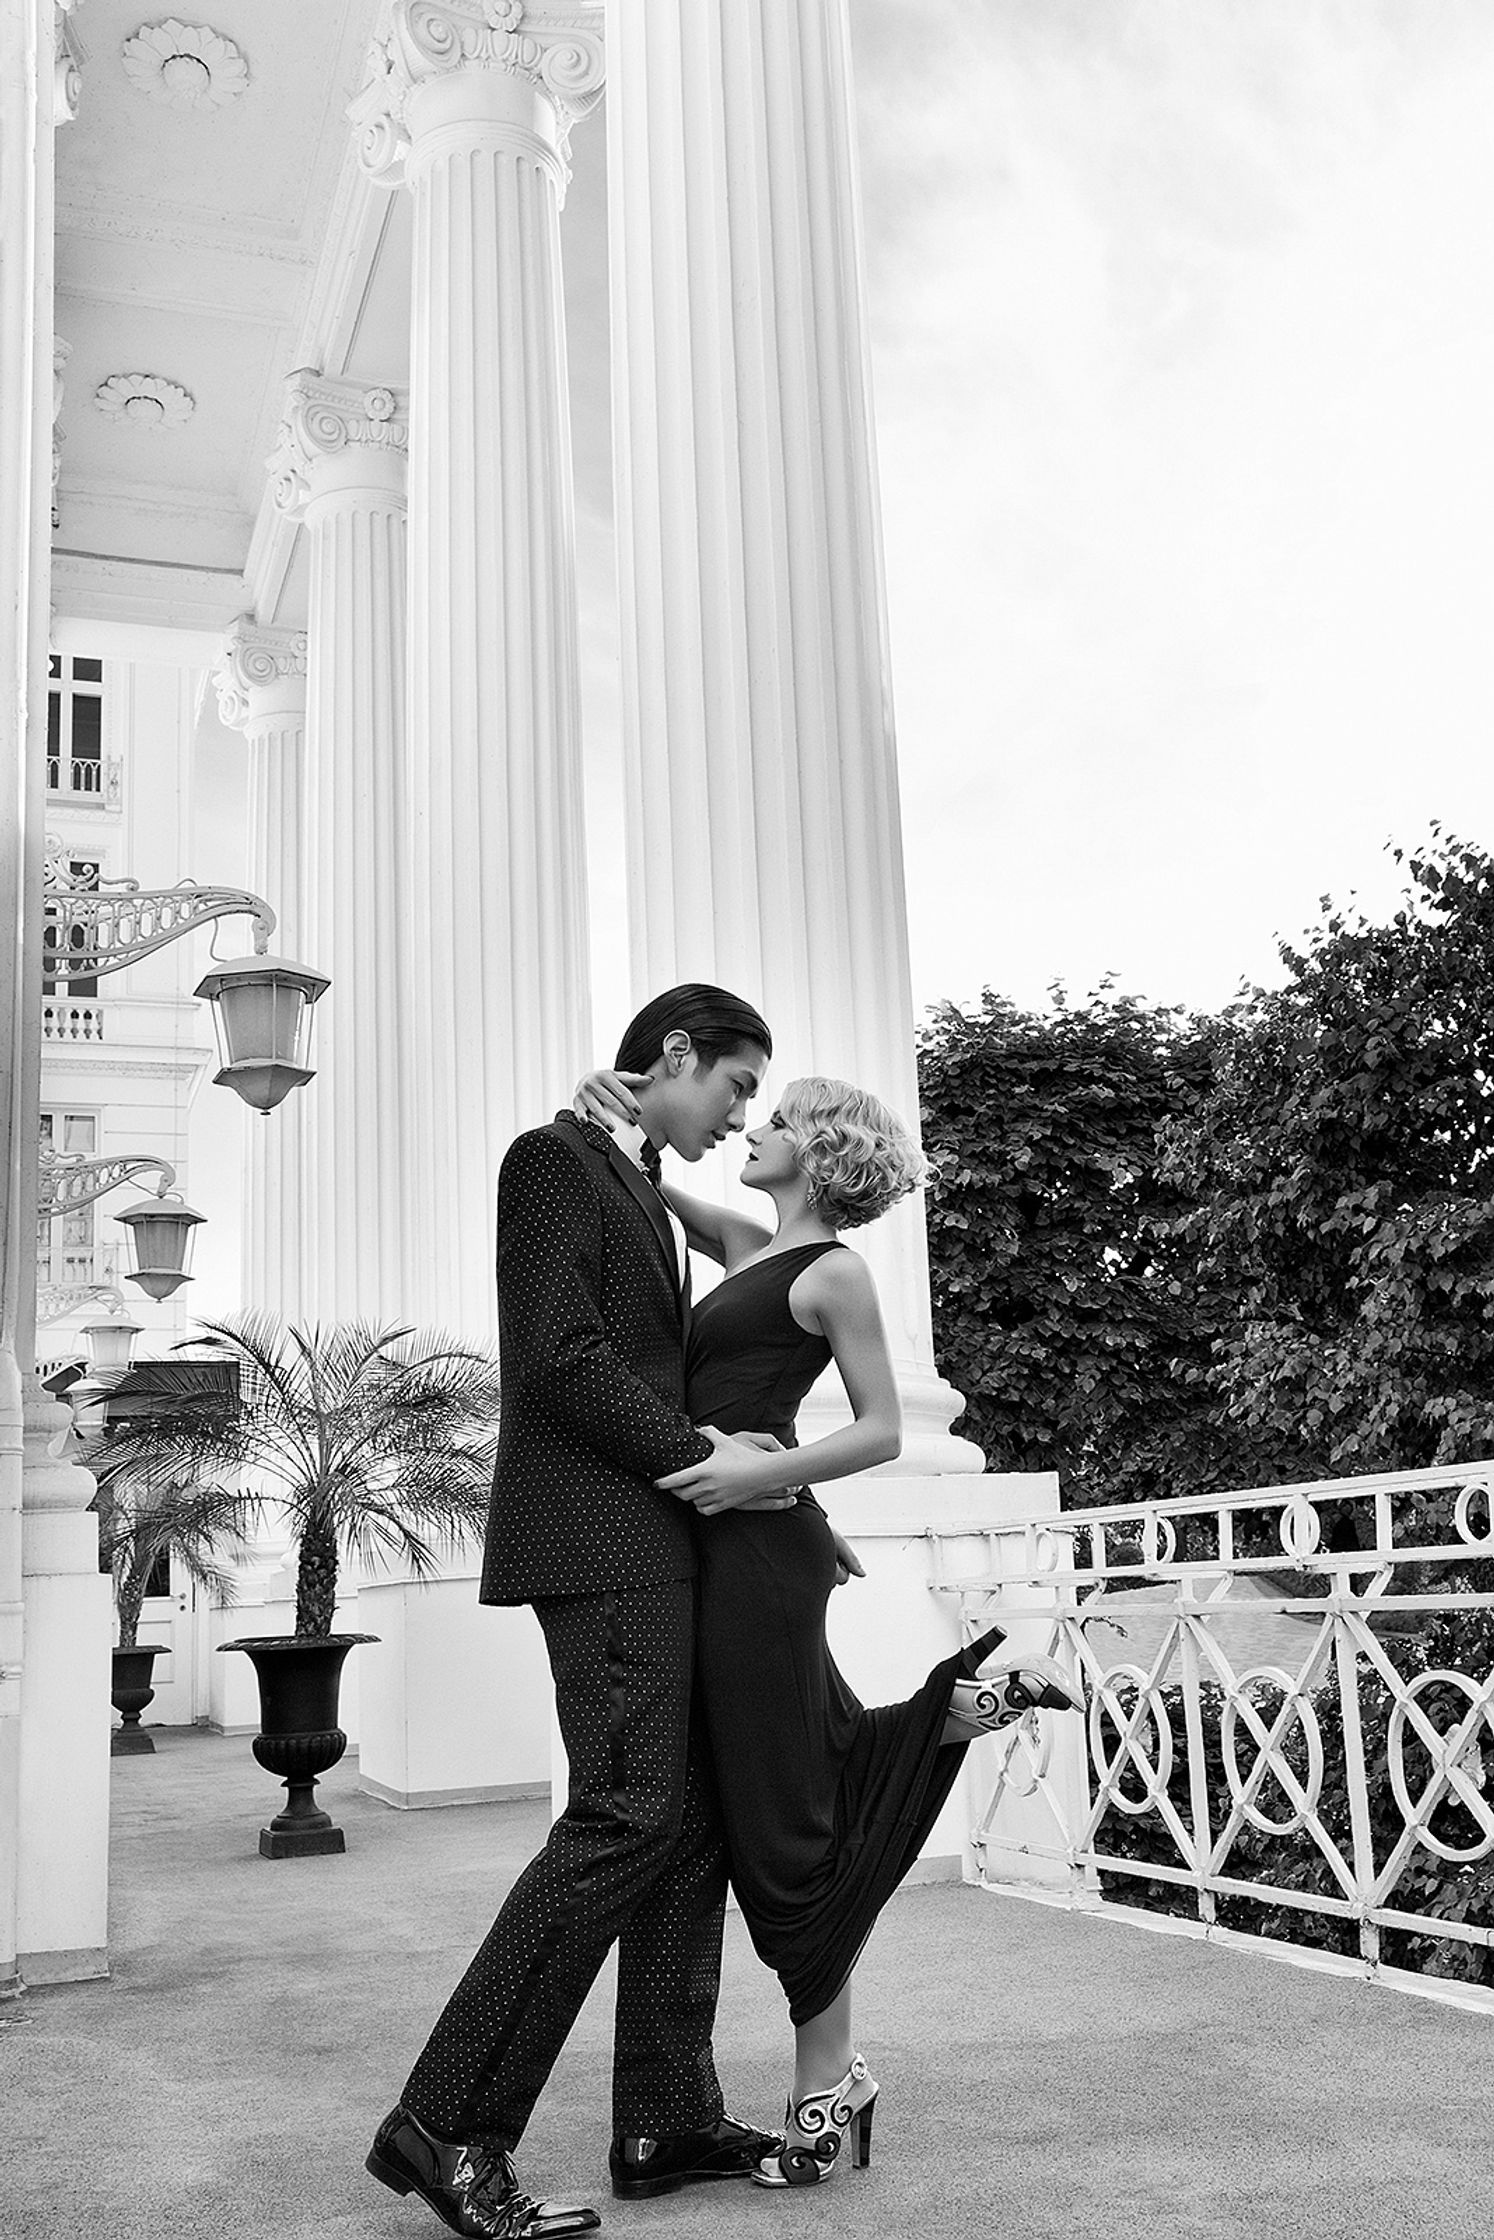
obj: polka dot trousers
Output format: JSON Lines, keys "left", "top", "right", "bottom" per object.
{"left": 402, "top": 1581, "right": 729, "bottom": 2150}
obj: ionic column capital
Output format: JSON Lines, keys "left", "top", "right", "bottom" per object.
{"left": 54, "top": 2, "right": 85, "bottom": 124}
{"left": 350, "top": 0, "right": 603, "bottom": 189}
{"left": 269, "top": 371, "right": 410, "bottom": 520}
{"left": 213, "top": 618, "right": 308, "bottom": 736}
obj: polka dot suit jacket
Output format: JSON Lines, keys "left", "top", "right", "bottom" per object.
{"left": 479, "top": 1112, "right": 714, "bottom": 1605}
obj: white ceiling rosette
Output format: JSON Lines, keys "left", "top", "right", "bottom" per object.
{"left": 121, "top": 19, "right": 250, "bottom": 110}
{"left": 93, "top": 373, "right": 196, "bottom": 429}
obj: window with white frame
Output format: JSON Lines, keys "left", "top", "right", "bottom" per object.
{"left": 37, "top": 1109, "right": 101, "bottom": 1287}
{"left": 47, "top": 654, "right": 106, "bottom": 797}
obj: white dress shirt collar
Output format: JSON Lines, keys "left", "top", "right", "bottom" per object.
{"left": 611, "top": 1117, "right": 654, "bottom": 1173}
{"left": 610, "top": 1119, "right": 685, "bottom": 1282}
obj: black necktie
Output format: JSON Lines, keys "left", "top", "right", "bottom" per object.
{"left": 639, "top": 1137, "right": 664, "bottom": 1189}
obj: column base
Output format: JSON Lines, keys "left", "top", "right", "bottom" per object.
{"left": 18, "top": 1397, "right": 110, "bottom": 1977}
{"left": 797, "top": 1368, "right": 988, "bottom": 1478}
{"left": 18, "top": 1945, "right": 110, "bottom": 1986}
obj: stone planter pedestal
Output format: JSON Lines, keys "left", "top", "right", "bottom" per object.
{"left": 110, "top": 1643, "right": 167, "bottom": 1755}
{"left": 220, "top": 1633, "right": 377, "bottom": 1857}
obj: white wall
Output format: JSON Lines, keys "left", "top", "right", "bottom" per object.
{"left": 39, "top": 620, "right": 254, "bottom": 1360}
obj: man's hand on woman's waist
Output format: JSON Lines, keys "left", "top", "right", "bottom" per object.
{"left": 657, "top": 1426, "right": 799, "bottom": 1515}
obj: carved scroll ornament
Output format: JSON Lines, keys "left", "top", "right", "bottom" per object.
{"left": 349, "top": 0, "right": 603, "bottom": 189}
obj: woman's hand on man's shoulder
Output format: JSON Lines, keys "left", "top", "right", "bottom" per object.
{"left": 572, "top": 1067, "right": 651, "bottom": 1131}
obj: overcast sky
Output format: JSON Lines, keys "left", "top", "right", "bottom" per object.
{"left": 564, "top": 2, "right": 1494, "bottom": 1039}
{"left": 852, "top": 0, "right": 1494, "bottom": 1020}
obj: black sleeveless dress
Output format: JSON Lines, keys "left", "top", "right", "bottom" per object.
{"left": 686, "top": 1240, "right": 1004, "bottom": 2025}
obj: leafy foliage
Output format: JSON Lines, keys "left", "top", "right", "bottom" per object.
{"left": 91, "top": 1462, "right": 253, "bottom": 1649}
{"left": 920, "top": 831, "right": 1494, "bottom": 1506}
{"left": 103, "top": 1315, "right": 502, "bottom": 1638}
{"left": 917, "top": 985, "right": 1227, "bottom": 1504}
{"left": 1160, "top": 830, "right": 1494, "bottom": 1493}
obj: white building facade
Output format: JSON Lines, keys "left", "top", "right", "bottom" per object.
{"left": 37, "top": 636, "right": 224, "bottom": 1370}
{"left": 1, "top": 0, "right": 1035, "bottom": 1994}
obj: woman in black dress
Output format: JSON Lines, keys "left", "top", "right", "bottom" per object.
{"left": 577, "top": 1068, "right": 1080, "bottom": 2188}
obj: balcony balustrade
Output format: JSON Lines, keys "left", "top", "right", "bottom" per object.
{"left": 937, "top": 1461, "right": 1494, "bottom": 2008}
{"left": 42, "top": 996, "right": 105, "bottom": 1042}
{"left": 35, "top": 1238, "right": 123, "bottom": 1296}
{"left": 45, "top": 752, "right": 122, "bottom": 807}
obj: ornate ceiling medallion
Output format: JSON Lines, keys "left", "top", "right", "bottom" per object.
{"left": 94, "top": 374, "right": 196, "bottom": 430}
{"left": 121, "top": 20, "right": 249, "bottom": 109}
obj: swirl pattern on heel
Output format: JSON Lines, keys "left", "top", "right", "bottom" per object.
{"left": 753, "top": 2056, "right": 879, "bottom": 2189}
{"left": 947, "top": 1652, "right": 1084, "bottom": 1736}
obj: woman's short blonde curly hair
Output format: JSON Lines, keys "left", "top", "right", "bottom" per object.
{"left": 778, "top": 1076, "right": 926, "bottom": 1231}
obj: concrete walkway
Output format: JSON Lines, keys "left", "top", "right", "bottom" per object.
{"left": 6, "top": 1727, "right": 1490, "bottom": 2240}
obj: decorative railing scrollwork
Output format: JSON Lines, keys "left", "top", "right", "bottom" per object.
{"left": 934, "top": 1462, "right": 1494, "bottom": 2004}
{"left": 36, "top": 1282, "right": 126, "bottom": 1327}
{"left": 38, "top": 1148, "right": 176, "bottom": 1218}
{"left": 43, "top": 839, "right": 274, "bottom": 979}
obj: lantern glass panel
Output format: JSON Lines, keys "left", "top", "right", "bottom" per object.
{"left": 84, "top": 1320, "right": 138, "bottom": 1371}
{"left": 125, "top": 1211, "right": 196, "bottom": 1278}
{"left": 216, "top": 978, "right": 307, "bottom": 1069}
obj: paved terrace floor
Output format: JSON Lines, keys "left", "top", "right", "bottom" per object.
{"left": 6, "top": 1727, "right": 1490, "bottom": 2240}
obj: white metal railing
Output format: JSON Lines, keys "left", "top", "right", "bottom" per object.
{"left": 41, "top": 996, "right": 105, "bottom": 1041}
{"left": 34, "top": 1237, "right": 122, "bottom": 1293}
{"left": 46, "top": 753, "right": 121, "bottom": 806}
{"left": 934, "top": 1463, "right": 1494, "bottom": 2003}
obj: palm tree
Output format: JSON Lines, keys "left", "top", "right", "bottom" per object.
{"left": 91, "top": 1461, "right": 254, "bottom": 1648}
{"left": 104, "top": 1314, "right": 502, "bottom": 1637}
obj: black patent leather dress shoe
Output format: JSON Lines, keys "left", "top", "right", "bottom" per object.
{"left": 367, "top": 2105, "right": 600, "bottom": 2238}
{"left": 609, "top": 2112, "right": 785, "bottom": 2200}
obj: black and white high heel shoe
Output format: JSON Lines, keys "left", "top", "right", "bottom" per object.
{"left": 946, "top": 1652, "right": 1083, "bottom": 1737}
{"left": 752, "top": 2057, "right": 879, "bottom": 2188}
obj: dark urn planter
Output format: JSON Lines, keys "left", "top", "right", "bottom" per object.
{"left": 111, "top": 1643, "right": 168, "bottom": 1755}
{"left": 219, "top": 1633, "right": 377, "bottom": 1858}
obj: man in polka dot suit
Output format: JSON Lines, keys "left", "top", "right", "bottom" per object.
{"left": 369, "top": 987, "right": 787, "bottom": 2238}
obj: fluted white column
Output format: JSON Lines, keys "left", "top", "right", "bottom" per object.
{"left": 352, "top": 0, "right": 600, "bottom": 1340}
{"left": 213, "top": 619, "right": 310, "bottom": 1322}
{"left": 1, "top": 0, "right": 110, "bottom": 1994}
{"left": 268, "top": 375, "right": 411, "bottom": 1328}
{"left": 605, "top": 0, "right": 978, "bottom": 1467}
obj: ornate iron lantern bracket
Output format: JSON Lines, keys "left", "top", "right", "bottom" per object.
{"left": 38, "top": 1149, "right": 177, "bottom": 1218}
{"left": 36, "top": 1282, "right": 126, "bottom": 1328}
{"left": 43, "top": 840, "right": 277, "bottom": 981}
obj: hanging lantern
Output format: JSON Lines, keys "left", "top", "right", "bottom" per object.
{"left": 115, "top": 1191, "right": 205, "bottom": 1300}
{"left": 193, "top": 954, "right": 330, "bottom": 1113}
{"left": 67, "top": 1317, "right": 142, "bottom": 1437}
{"left": 82, "top": 1312, "right": 142, "bottom": 1373}
{"left": 68, "top": 1371, "right": 117, "bottom": 1440}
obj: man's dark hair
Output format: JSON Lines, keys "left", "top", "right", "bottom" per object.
{"left": 615, "top": 983, "right": 772, "bottom": 1074}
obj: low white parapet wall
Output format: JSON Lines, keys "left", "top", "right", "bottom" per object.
{"left": 341, "top": 1474, "right": 1070, "bottom": 1875}
{"left": 358, "top": 1572, "right": 552, "bottom": 1808}
{"left": 823, "top": 1470, "right": 1076, "bottom": 1888}
{"left": 342, "top": 1475, "right": 1060, "bottom": 1868}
